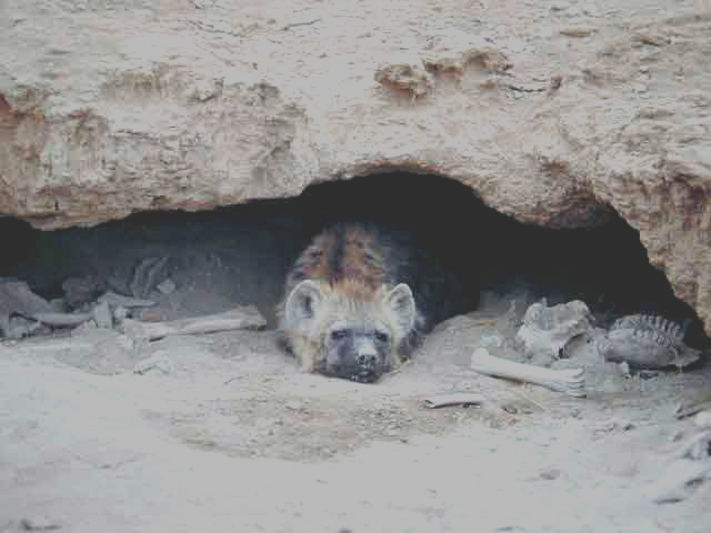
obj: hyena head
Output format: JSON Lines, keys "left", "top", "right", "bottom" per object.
{"left": 283, "top": 279, "right": 416, "bottom": 383}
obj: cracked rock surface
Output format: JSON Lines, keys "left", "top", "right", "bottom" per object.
{"left": 1, "top": 0, "right": 710, "bottom": 332}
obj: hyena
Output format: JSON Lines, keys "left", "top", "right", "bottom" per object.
{"left": 277, "top": 223, "right": 471, "bottom": 383}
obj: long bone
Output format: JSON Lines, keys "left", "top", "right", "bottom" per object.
{"left": 470, "top": 347, "right": 586, "bottom": 397}
{"left": 121, "top": 306, "right": 266, "bottom": 341}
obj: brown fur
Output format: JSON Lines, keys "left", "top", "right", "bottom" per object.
{"left": 285, "top": 226, "right": 386, "bottom": 293}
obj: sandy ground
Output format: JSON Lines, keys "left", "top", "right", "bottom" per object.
{"left": 1, "top": 178, "right": 710, "bottom": 532}
{"left": 2, "top": 284, "right": 710, "bottom": 532}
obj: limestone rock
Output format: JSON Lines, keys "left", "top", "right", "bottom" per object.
{"left": 0, "top": 1, "right": 710, "bottom": 334}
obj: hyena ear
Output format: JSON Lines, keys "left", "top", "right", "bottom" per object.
{"left": 386, "top": 283, "right": 416, "bottom": 333}
{"left": 285, "top": 280, "right": 323, "bottom": 326}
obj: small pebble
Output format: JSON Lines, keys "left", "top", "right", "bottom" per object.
{"left": 539, "top": 467, "right": 561, "bottom": 480}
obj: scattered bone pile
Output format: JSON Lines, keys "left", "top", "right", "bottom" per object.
{"left": 1, "top": 265, "right": 704, "bottom": 376}
{"left": 0, "top": 278, "right": 161, "bottom": 340}
{"left": 510, "top": 299, "right": 702, "bottom": 371}
{"left": 0, "top": 256, "right": 265, "bottom": 344}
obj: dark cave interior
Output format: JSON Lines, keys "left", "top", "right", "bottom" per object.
{"left": 0, "top": 173, "right": 707, "bottom": 346}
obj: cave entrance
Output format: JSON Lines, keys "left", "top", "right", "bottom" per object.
{"left": 0, "top": 173, "right": 706, "bottom": 346}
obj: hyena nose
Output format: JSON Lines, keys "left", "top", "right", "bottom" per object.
{"left": 357, "top": 352, "right": 377, "bottom": 369}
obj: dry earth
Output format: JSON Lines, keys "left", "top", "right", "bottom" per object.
{"left": 2, "top": 283, "right": 711, "bottom": 532}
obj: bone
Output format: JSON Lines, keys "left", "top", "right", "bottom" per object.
{"left": 92, "top": 301, "right": 113, "bottom": 328}
{"left": 97, "top": 291, "right": 157, "bottom": 308}
{"left": 130, "top": 256, "right": 170, "bottom": 298}
{"left": 424, "top": 392, "right": 485, "bottom": 409}
{"left": 32, "top": 312, "right": 93, "bottom": 327}
{"left": 6, "top": 315, "right": 43, "bottom": 339}
{"left": 0, "top": 279, "right": 53, "bottom": 337}
{"left": 516, "top": 299, "right": 594, "bottom": 362}
{"left": 597, "top": 314, "right": 700, "bottom": 369}
{"left": 470, "top": 347, "right": 586, "bottom": 397}
{"left": 121, "top": 306, "right": 266, "bottom": 341}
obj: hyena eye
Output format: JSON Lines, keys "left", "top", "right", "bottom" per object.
{"left": 330, "top": 329, "right": 349, "bottom": 341}
{"left": 374, "top": 330, "right": 390, "bottom": 343}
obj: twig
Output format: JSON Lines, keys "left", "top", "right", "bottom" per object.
{"left": 282, "top": 18, "right": 321, "bottom": 31}
{"left": 424, "top": 392, "right": 485, "bottom": 409}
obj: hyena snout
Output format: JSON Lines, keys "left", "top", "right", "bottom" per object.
{"left": 354, "top": 336, "right": 378, "bottom": 362}
{"left": 356, "top": 351, "right": 377, "bottom": 369}
{"left": 348, "top": 336, "right": 387, "bottom": 383}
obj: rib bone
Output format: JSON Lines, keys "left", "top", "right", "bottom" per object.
{"left": 470, "top": 347, "right": 586, "bottom": 397}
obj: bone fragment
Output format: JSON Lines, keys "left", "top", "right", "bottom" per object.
{"left": 470, "top": 347, "right": 586, "bottom": 397}
{"left": 92, "top": 301, "right": 113, "bottom": 328}
{"left": 516, "top": 299, "right": 594, "bottom": 359}
{"left": 0, "top": 280, "right": 53, "bottom": 337}
{"left": 32, "top": 312, "right": 93, "bottom": 327}
{"left": 130, "top": 256, "right": 170, "bottom": 298}
{"left": 121, "top": 306, "right": 266, "bottom": 341}
{"left": 597, "top": 314, "right": 700, "bottom": 369}
{"left": 98, "top": 291, "right": 156, "bottom": 308}
{"left": 6, "top": 316, "right": 43, "bottom": 339}
{"left": 424, "top": 392, "right": 485, "bottom": 409}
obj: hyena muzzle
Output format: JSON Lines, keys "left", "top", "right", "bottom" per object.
{"left": 277, "top": 223, "right": 472, "bottom": 383}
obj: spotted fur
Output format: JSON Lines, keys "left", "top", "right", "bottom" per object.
{"left": 277, "top": 223, "right": 463, "bottom": 382}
